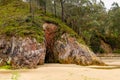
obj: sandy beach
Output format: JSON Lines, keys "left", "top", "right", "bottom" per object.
{"left": 0, "top": 58, "right": 120, "bottom": 80}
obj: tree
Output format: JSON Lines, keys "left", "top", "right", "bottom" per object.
{"left": 0, "top": 0, "right": 14, "bottom": 5}
{"left": 60, "top": 0, "right": 65, "bottom": 21}
{"left": 108, "top": 2, "right": 120, "bottom": 36}
{"left": 38, "top": 0, "right": 47, "bottom": 13}
{"left": 29, "top": 0, "right": 35, "bottom": 23}
{"left": 52, "top": 0, "right": 57, "bottom": 17}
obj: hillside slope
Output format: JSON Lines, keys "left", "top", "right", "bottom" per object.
{"left": 0, "top": 0, "right": 84, "bottom": 43}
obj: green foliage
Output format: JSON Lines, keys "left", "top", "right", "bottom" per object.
{"left": 44, "top": 0, "right": 120, "bottom": 53}
{"left": 0, "top": 0, "right": 16, "bottom": 6}
{"left": 40, "top": 16, "right": 85, "bottom": 44}
{"left": 82, "top": 31, "right": 92, "bottom": 45}
{"left": 90, "top": 34, "right": 105, "bottom": 53}
{"left": 0, "top": 65, "right": 11, "bottom": 69}
{"left": 113, "top": 49, "right": 120, "bottom": 53}
{"left": 105, "top": 36, "right": 120, "bottom": 49}
{"left": 0, "top": 0, "right": 84, "bottom": 44}
{"left": 0, "top": 0, "right": 120, "bottom": 53}
{"left": 0, "top": 0, "right": 44, "bottom": 43}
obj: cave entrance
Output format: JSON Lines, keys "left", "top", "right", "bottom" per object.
{"left": 43, "top": 23, "right": 58, "bottom": 63}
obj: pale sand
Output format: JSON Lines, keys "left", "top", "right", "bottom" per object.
{"left": 0, "top": 60, "right": 120, "bottom": 80}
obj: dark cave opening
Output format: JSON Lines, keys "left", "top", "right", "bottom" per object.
{"left": 43, "top": 23, "right": 58, "bottom": 63}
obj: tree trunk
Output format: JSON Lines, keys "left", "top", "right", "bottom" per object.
{"left": 44, "top": 0, "right": 47, "bottom": 13}
{"left": 54, "top": 0, "right": 57, "bottom": 17}
{"left": 29, "top": 0, "right": 34, "bottom": 24}
{"left": 60, "top": 0, "right": 64, "bottom": 21}
{"left": 29, "top": 0, "right": 32, "bottom": 13}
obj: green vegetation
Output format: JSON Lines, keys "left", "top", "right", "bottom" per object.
{"left": 40, "top": 16, "right": 85, "bottom": 44}
{"left": 40, "top": 0, "right": 120, "bottom": 53}
{"left": 0, "top": 65, "right": 11, "bottom": 69}
{"left": 0, "top": 0, "right": 44, "bottom": 42}
{"left": 113, "top": 49, "right": 120, "bottom": 54}
{"left": 0, "top": 0, "right": 120, "bottom": 53}
{"left": 0, "top": 0, "right": 84, "bottom": 44}
{"left": 0, "top": 0, "right": 87, "bottom": 69}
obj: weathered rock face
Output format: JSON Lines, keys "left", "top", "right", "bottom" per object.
{"left": 0, "top": 37, "right": 46, "bottom": 68}
{"left": 43, "top": 23, "right": 104, "bottom": 65}
{"left": 0, "top": 38, "right": 11, "bottom": 66}
{"left": 0, "top": 22, "right": 104, "bottom": 69}
{"left": 54, "top": 34, "right": 104, "bottom": 65}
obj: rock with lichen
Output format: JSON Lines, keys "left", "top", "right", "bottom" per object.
{"left": 54, "top": 35, "right": 104, "bottom": 65}
{"left": 0, "top": 37, "right": 46, "bottom": 69}
{"left": 43, "top": 23, "right": 105, "bottom": 65}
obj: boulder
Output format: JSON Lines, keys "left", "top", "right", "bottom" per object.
{"left": 43, "top": 23, "right": 104, "bottom": 65}
{"left": 0, "top": 22, "right": 104, "bottom": 69}
{"left": 0, "top": 37, "right": 46, "bottom": 69}
{"left": 54, "top": 34, "right": 104, "bottom": 65}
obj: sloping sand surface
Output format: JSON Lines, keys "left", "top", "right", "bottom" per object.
{"left": 0, "top": 63, "right": 120, "bottom": 80}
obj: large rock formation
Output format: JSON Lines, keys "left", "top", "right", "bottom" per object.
{"left": 43, "top": 23, "right": 104, "bottom": 65}
{"left": 0, "top": 22, "right": 104, "bottom": 69}
{"left": 0, "top": 37, "right": 46, "bottom": 68}
{"left": 54, "top": 35, "right": 104, "bottom": 65}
